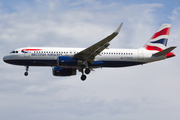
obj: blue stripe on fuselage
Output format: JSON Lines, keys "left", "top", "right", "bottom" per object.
{"left": 4, "top": 59, "right": 144, "bottom": 67}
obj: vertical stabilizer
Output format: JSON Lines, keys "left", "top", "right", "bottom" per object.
{"left": 144, "top": 24, "right": 171, "bottom": 51}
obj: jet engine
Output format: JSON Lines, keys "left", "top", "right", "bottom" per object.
{"left": 57, "top": 56, "right": 82, "bottom": 66}
{"left": 52, "top": 67, "right": 76, "bottom": 76}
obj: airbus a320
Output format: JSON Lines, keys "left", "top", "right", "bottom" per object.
{"left": 3, "top": 23, "right": 176, "bottom": 81}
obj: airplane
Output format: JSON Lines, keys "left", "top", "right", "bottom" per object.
{"left": 3, "top": 23, "right": 176, "bottom": 81}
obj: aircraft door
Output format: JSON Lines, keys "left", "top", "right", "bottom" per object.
{"left": 24, "top": 51, "right": 30, "bottom": 58}
{"left": 138, "top": 50, "right": 144, "bottom": 60}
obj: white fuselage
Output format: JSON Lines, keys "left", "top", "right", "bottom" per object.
{"left": 3, "top": 47, "right": 165, "bottom": 68}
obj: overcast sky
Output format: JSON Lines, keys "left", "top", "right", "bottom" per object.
{"left": 0, "top": 0, "right": 180, "bottom": 120}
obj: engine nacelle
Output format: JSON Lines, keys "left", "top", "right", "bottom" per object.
{"left": 57, "top": 56, "right": 82, "bottom": 66}
{"left": 52, "top": 67, "right": 76, "bottom": 76}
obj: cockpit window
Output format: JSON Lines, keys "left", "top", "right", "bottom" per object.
{"left": 10, "top": 51, "right": 18, "bottom": 54}
{"left": 10, "top": 51, "right": 15, "bottom": 53}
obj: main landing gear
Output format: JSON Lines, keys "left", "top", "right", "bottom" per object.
{"left": 85, "top": 68, "right": 90, "bottom": 74}
{"left": 24, "top": 66, "right": 29, "bottom": 76}
{"left": 80, "top": 68, "right": 91, "bottom": 81}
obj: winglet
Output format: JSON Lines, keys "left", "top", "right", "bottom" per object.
{"left": 114, "top": 22, "right": 123, "bottom": 34}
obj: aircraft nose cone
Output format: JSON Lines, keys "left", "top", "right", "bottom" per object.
{"left": 3, "top": 55, "right": 11, "bottom": 63}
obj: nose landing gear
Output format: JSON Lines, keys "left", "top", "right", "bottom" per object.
{"left": 24, "top": 66, "right": 29, "bottom": 76}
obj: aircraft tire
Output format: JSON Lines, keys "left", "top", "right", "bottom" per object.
{"left": 81, "top": 75, "right": 86, "bottom": 81}
{"left": 24, "top": 72, "right": 28, "bottom": 76}
{"left": 85, "top": 68, "right": 90, "bottom": 74}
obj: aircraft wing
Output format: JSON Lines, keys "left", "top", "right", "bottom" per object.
{"left": 74, "top": 23, "right": 123, "bottom": 64}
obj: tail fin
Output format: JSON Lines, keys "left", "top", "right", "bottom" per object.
{"left": 144, "top": 24, "right": 171, "bottom": 51}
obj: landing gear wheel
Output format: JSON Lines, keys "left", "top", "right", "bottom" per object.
{"left": 24, "top": 66, "right": 29, "bottom": 76}
{"left": 81, "top": 74, "right": 87, "bottom": 81}
{"left": 24, "top": 72, "right": 28, "bottom": 76}
{"left": 85, "top": 68, "right": 90, "bottom": 74}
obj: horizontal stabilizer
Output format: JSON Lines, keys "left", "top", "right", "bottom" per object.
{"left": 153, "top": 46, "right": 177, "bottom": 56}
